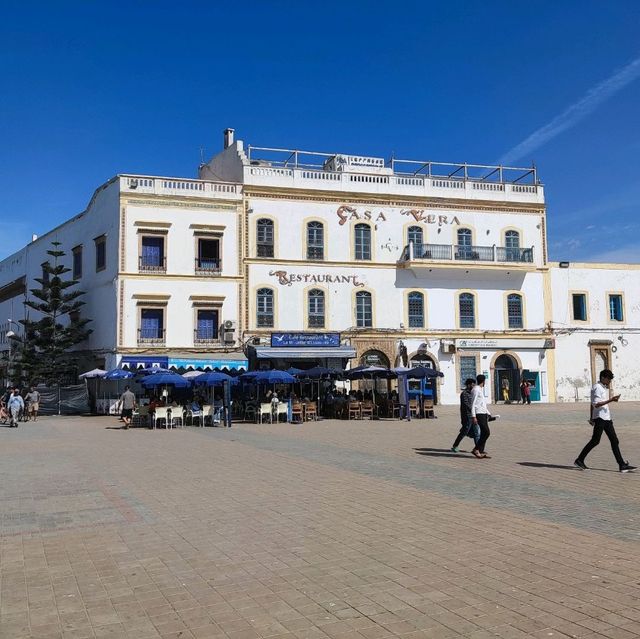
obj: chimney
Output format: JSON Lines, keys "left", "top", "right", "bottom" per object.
{"left": 223, "top": 128, "right": 235, "bottom": 149}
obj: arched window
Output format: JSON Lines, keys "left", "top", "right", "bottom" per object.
{"left": 456, "top": 228, "right": 473, "bottom": 260}
{"left": 408, "top": 226, "right": 423, "bottom": 247}
{"left": 308, "top": 289, "right": 325, "bottom": 328}
{"left": 256, "top": 219, "right": 274, "bottom": 257}
{"left": 256, "top": 288, "right": 274, "bottom": 327}
{"left": 355, "top": 291, "right": 373, "bottom": 327}
{"left": 354, "top": 224, "right": 371, "bottom": 260}
{"left": 407, "top": 291, "right": 425, "bottom": 328}
{"left": 307, "top": 221, "right": 324, "bottom": 260}
{"left": 459, "top": 292, "right": 475, "bottom": 328}
{"left": 505, "top": 230, "right": 520, "bottom": 261}
{"left": 507, "top": 293, "right": 523, "bottom": 329}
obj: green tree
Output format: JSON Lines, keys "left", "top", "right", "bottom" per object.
{"left": 14, "top": 242, "right": 92, "bottom": 385}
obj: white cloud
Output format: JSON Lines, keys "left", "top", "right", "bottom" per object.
{"left": 500, "top": 55, "right": 640, "bottom": 165}
{"left": 588, "top": 243, "right": 640, "bottom": 264}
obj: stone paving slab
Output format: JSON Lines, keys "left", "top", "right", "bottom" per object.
{"left": 0, "top": 402, "right": 639, "bottom": 638}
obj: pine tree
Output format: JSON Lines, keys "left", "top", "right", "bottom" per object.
{"left": 16, "top": 242, "right": 92, "bottom": 385}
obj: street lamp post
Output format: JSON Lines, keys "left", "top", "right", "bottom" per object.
{"left": 5, "top": 319, "right": 21, "bottom": 387}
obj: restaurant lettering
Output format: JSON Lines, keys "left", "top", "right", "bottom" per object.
{"left": 269, "top": 270, "right": 365, "bottom": 287}
{"left": 336, "top": 205, "right": 460, "bottom": 226}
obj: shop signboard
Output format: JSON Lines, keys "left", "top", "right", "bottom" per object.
{"left": 270, "top": 332, "right": 341, "bottom": 348}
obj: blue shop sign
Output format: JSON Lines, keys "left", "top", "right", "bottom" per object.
{"left": 120, "top": 355, "right": 168, "bottom": 369}
{"left": 270, "top": 332, "right": 341, "bottom": 348}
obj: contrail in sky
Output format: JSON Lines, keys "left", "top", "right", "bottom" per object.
{"left": 500, "top": 55, "right": 640, "bottom": 165}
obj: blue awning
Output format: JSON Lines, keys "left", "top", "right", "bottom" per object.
{"left": 255, "top": 346, "right": 356, "bottom": 360}
{"left": 168, "top": 357, "right": 248, "bottom": 371}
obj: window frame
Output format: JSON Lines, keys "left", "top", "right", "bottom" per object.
{"left": 607, "top": 292, "right": 625, "bottom": 323}
{"left": 354, "top": 223, "right": 372, "bottom": 261}
{"left": 194, "top": 307, "right": 220, "bottom": 343}
{"left": 355, "top": 290, "right": 373, "bottom": 328}
{"left": 407, "top": 291, "right": 425, "bottom": 329}
{"left": 256, "top": 287, "right": 275, "bottom": 328}
{"left": 307, "top": 288, "right": 326, "bottom": 328}
{"left": 94, "top": 235, "right": 107, "bottom": 272}
{"left": 195, "top": 235, "right": 222, "bottom": 274}
{"left": 506, "top": 293, "right": 524, "bottom": 329}
{"left": 457, "top": 291, "right": 476, "bottom": 329}
{"left": 570, "top": 291, "right": 589, "bottom": 323}
{"left": 256, "top": 218, "right": 275, "bottom": 258}
{"left": 138, "top": 306, "right": 165, "bottom": 344}
{"left": 306, "top": 221, "right": 325, "bottom": 261}
{"left": 72, "top": 245, "right": 83, "bottom": 280}
{"left": 458, "top": 354, "right": 479, "bottom": 390}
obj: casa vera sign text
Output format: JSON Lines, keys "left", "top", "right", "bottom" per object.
{"left": 336, "top": 205, "right": 460, "bottom": 226}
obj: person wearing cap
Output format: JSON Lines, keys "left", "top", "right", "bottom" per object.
{"left": 575, "top": 369, "right": 636, "bottom": 473}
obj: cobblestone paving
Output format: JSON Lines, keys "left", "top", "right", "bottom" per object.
{"left": 1, "top": 403, "right": 639, "bottom": 639}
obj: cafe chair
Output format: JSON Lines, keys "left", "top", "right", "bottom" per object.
{"left": 348, "top": 402, "right": 361, "bottom": 420}
{"left": 305, "top": 401, "right": 318, "bottom": 421}
{"left": 360, "top": 401, "right": 374, "bottom": 420}
{"left": 276, "top": 402, "right": 289, "bottom": 422}
{"left": 409, "top": 399, "right": 420, "bottom": 419}
{"left": 259, "top": 403, "right": 272, "bottom": 424}
{"left": 132, "top": 405, "right": 149, "bottom": 428}
{"left": 291, "top": 402, "right": 304, "bottom": 423}
{"left": 153, "top": 406, "right": 171, "bottom": 429}
{"left": 170, "top": 409, "right": 184, "bottom": 428}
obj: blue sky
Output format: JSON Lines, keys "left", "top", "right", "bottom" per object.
{"left": 1, "top": 1, "right": 639, "bottom": 262}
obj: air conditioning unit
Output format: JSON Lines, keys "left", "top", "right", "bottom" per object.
{"left": 222, "top": 331, "right": 236, "bottom": 344}
{"left": 441, "top": 339, "right": 456, "bottom": 354}
{"left": 223, "top": 320, "right": 236, "bottom": 331}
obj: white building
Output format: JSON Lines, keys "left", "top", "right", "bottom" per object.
{"left": 1, "top": 129, "right": 638, "bottom": 404}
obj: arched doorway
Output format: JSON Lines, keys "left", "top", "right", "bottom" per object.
{"left": 494, "top": 353, "right": 519, "bottom": 403}
{"left": 360, "top": 350, "right": 390, "bottom": 394}
{"left": 409, "top": 350, "right": 440, "bottom": 405}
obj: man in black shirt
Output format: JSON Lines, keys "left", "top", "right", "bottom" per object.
{"left": 451, "top": 379, "right": 479, "bottom": 452}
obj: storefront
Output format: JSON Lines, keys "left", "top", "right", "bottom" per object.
{"left": 251, "top": 332, "right": 356, "bottom": 369}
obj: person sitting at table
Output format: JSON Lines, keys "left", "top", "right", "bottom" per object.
{"left": 356, "top": 390, "right": 364, "bottom": 402}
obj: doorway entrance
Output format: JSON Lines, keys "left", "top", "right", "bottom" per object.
{"left": 493, "top": 354, "right": 519, "bottom": 403}
{"left": 409, "top": 352, "right": 439, "bottom": 405}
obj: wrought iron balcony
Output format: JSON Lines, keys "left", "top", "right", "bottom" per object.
{"left": 400, "top": 243, "right": 534, "bottom": 265}
{"left": 138, "top": 256, "right": 166, "bottom": 273}
{"left": 194, "top": 258, "right": 222, "bottom": 275}
{"left": 194, "top": 328, "right": 219, "bottom": 345}
{"left": 137, "top": 328, "right": 166, "bottom": 345}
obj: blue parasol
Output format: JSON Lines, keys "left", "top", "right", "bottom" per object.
{"left": 140, "top": 372, "right": 191, "bottom": 389}
{"left": 193, "top": 371, "right": 238, "bottom": 386}
{"left": 398, "top": 366, "right": 444, "bottom": 379}
{"left": 104, "top": 368, "right": 134, "bottom": 380}
{"left": 253, "top": 370, "right": 296, "bottom": 384}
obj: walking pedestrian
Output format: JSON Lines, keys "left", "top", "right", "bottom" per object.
{"left": 451, "top": 378, "right": 480, "bottom": 452}
{"left": 25, "top": 386, "right": 40, "bottom": 421}
{"left": 471, "top": 374, "right": 492, "bottom": 459}
{"left": 522, "top": 380, "right": 531, "bottom": 405}
{"left": 7, "top": 388, "right": 24, "bottom": 428}
{"left": 118, "top": 385, "right": 136, "bottom": 429}
{"left": 575, "top": 369, "right": 636, "bottom": 472}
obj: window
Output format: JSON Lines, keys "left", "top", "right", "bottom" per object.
{"left": 354, "top": 224, "right": 371, "bottom": 260}
{"left": 355, "top": 291, "right": 372, "bottom": 327}
{"left": 505, "top": 230, "right": 520, "bottom": 261}
{"left": 139, "top": 308, "right": 164, "bottom": 343}
{"left": 507, "top": 293, "right": 523, "bottom": 329}
{"left": 459, "top": 356, "right": 477, "bottom": 389}
{"left": 140, "top": 236, "right": 165, "bottom": 272}
{"left": 256, "top": 219, "right": 274, "bottom": 258}
{"left": 456, "top": 228, "right": 473, "bottom": 260}
{"left": 195, "top": 309, "right": 219, "bottom": 343}
{"left": 459, "top": 292, "right": 475, "bottom": 328}
{"left": 41, "top": 262, "right": 50, "bottom": 284}
{"left": 196, "top": 237, "right": 221, "bottom": 273}
{"left": 408, "top": 226, "right": 423, "bottom": 248}
{"left": 72, "top": 246, "right": 82, "bottom": 279}
{"left": 95, "top": 236, "right": 106, "bottom": 271}
{"left": 407, "top": 291, "right": 424, "bottom": 328}
{"left": 609, "top": 294, "right": 624, "bottom": 322}
{"left": 308, "top": 289, "right": 325, "bottom": 328}
{"left": 307, "top": 222, "right": 324, "bottom": 260}
{"left": 257, "top": 288, "right": 274, "bottom": 327}
{"left": 572, "top": 293, "right": 587, "bottom": 321}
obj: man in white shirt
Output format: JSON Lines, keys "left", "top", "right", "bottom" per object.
{"left": 575, "top": 369, "right": 636, "bottom": 472}
{"left": 471, "top": 374, "right": 492, "bottom": 459}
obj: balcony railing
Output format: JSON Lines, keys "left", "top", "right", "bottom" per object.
{"left": 139, "top": 256, "right": 166, "bottom": 273}
{"left": 138, "top": 328, "right": 166, "bottom": 345}
{"left": 194, "top": 328, "right": 219, "bottom": 345}
{"left": 195, "top": 258, "right": 221, "bottom": 275}
{"left": 400, "top": 243, "right": 534, "bottom": 264}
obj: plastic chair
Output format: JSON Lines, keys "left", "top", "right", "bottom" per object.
{"left": 187, "top": 408, "right": 203, "bottom": 427}
{"left": 259, "top": 403, "right": 272, "bottom": 424}
{"left": 170, "top": 408, "right": 183, "bottom": 428}
{"left": 276, "top": 402, "right": 289, "bottom": 422}
{"left": 153, "top": 406, "right": 170, "bottom": 429}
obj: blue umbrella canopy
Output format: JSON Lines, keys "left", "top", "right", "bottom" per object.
{"left": 398, "top": 366, "right": 444, "bottom": 379}
{"left": 253, "top": 370, "right": 296, "bottom": 384}
{"left": 346, "top": 365, "right": 396, "bottom": 380}
{"left": 104, "top": 368, "right": 134, "bottom": 380}
{"left": 135, "top": 367, "right": 173, "bottom": 376}
{"left": 193, "top": 371, "right": 238, "bottom": 386}
{"left": 286, "top": 367, "right": 304, "bottom": 375}
{"left": 140, "top": 372, "right": 191, "bottom": 388}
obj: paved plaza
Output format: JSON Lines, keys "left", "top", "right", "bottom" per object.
{"left": 1, "top": 403, "right": 640, "bottom": 639}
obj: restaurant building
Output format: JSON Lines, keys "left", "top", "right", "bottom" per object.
{"left": 1, "top": 129, "right": 639, "bottom": 403}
